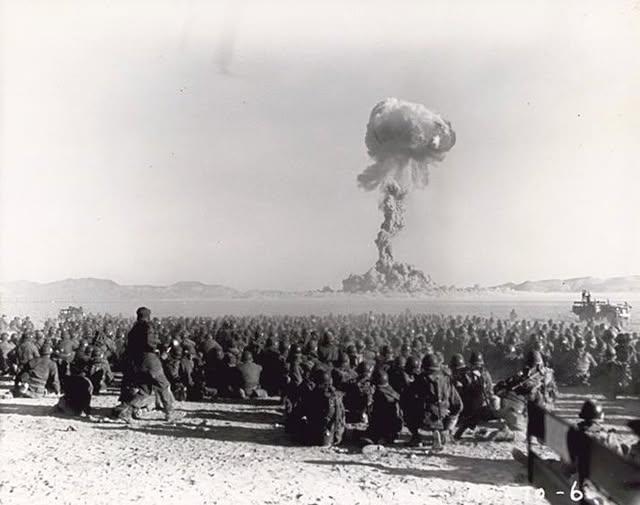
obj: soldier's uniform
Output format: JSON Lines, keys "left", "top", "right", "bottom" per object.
{"left": 88, "top": 348, "right": 114, "bottom": 395}
{"left": 116, "top": 308, "right": 176, "bottom": 422}
{"left": 257, "top": 341, "right": 287, "bottom": 397}
{"left": 54, "top": 337, "right": 75, "bottom": 378}
{"left": 164, "top": 346, "right": 189, "bottom": 400}
{"left": 343, "top": 361, "right": 375, "bottom": 423}
{"left": 298, "top": 369, "right": 346, "bottom": 446}
{"left": 573, "top": 400, "right": 622, "bottom": 463}
{"left": 55, "top": 372, "right": 93, "bottom": 417}
{"left": 453, "top": 352, "right": 505, "bottom": 439}
{"left": 494, "top": 351, "right": 554, "bottom": 431}
{"left": 593, "top": 346, "right": 629, "bottom": 400}
{"left": 387, "top": 357, "right": 409, "bottom": 394}
{"left": 237, "top": 351, "right": 267, "bottom": 398}
{"left": 331, "top": 356, "right": 357, "bottom": 393}
{"left": 402, "top": 353, "right": 462, "bottom": 448}
{"left": 362, "top": 369, "right": 403, "bottom": 445}
{"left": 0, "top": 334, "right": 15, "bottom": 375}
{"left": 15, "top": 336, "right": 40, "bottom": 370}
{"left": 14, "top": 345, "right": 60, "bottom": 398}
{"left": 564, "top": 339, "right": 598, "bottom": 386}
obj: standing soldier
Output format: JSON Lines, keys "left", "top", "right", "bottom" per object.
{"left": 117, "top": 307, "right": 177, "bottom": 421}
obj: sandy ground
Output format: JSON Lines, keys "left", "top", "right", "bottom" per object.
{"left": 0, "top": 378, "right": 637, "bottom": 505}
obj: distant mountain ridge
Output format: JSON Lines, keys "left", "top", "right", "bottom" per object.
{"left": 492, "top": 275, "right": 640, "bottom": 293}
{"left": 0, "top": 278, "right": 240, "bottom": 302}
{"left": 1, "top": 275, "right": 639, "bottom": 302}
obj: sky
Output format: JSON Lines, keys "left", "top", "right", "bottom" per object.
{"left": 1, "top": 0, "right": 639, "bottom": 290}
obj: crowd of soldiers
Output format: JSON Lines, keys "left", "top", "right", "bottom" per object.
{"left": 1, "top": 309, "right": 639, "bottom": 454}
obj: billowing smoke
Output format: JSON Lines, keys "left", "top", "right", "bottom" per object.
{"left": 343, "top": 98, "right": 456, "bottom": 293}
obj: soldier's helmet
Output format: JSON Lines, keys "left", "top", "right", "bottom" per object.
{"left": 449, "top": 353, "right": 465, "bottom": 370}
{"left": 91, "top": 347, "right": 104, "bottom": 359}
{"left": 40, "top": 344, "right": 53, "bottom": 356}
{"left": 579, "top": 400, "right": 604, "bottom": 421}
{"left": 356, "top": 360, "right": 373, "bottom": 377}
{"left": 371, "top": 368, "right": 389, "bottom": 386}
{"left": 574, "top": 338, "right": 585, "bottom": 349}
{"left": 311, "top": 367, "right": 332, "bottom": 387}
{"left": 421, "top": 353, "right": 441, "bottom": 372}
{"left": 615, "top": 333, "right": 628, "bottom": 344}
{"left": 405, "top": 356, "right": 420, "bottom": 375}
{"left": 525, "top": 350, "right": 544, "bottom": 367}
{"left": 469, "top": 351, "right": 484, "bottom": 367}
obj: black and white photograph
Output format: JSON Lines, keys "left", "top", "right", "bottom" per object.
{"left": 1, "top": 1, "right": 639, "bottom": 504}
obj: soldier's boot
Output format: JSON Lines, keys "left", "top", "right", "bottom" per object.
{"left": 114, "top": 404, "right": 133, "bottom": 424}
{"left": 407, "top": 432, "right": 424, "bottom": 447}
{"left": 165, "top": 410, "right": 183, "bottom": 422}
{"left": 453, "top": 424, "right": 468, "bottom": 440}
{"left": 432, "top": 430, "right": 443, "bottom": 451}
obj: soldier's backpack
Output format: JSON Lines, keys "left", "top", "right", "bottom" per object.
{"left": 405, "top": 374, "right": 443, "bottom": 429}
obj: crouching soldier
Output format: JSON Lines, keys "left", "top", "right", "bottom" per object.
{"left": 343, "top": 360, "right": 374, "bottom": 423}
{"left": 402, "top": 353, "right": 462, "bottom": 449}
{"left": 88, "top": 347, "right": 114, "bottom": 395}
{"left": 361, "top": 369, "right": 403, "bottom": 445}
{"left": 114, "top": 351, "right": 178, "bottom": 423}
{"left": 163, "top": 346, "right": 191, "bottom": 401}
{"left": 494, "top": 350, "right": 555, "bottom": 432}
{"left": 576, "top": 399, "right": 621, "bottom": 453}
{"left": 284, "top": 360, "right": 314, "bottom": 436}
{"left": 451, "top": 352, "right": 512, "bottom": 441}
{"left": 237, "top": 350, "right": 267, "bottom": 399}
{"left": 593, "top": 345, "right": 628, "bottom": 400}
{"left": 298, "top": 368, "right": 346, "bottom": 446}
{"left": 54, "top": 362, "right": 93, "bottom": 417}
{"left": 13, "top": 344, "right": 61, "bottom": 398}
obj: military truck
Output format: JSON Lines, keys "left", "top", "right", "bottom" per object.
{"left": 572, "top": 290, "right": 631, "bottom": 327}
{"left": 58, "top": 306, "right": 84, "bottom": 321}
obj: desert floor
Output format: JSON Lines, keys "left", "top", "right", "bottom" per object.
{"left": 1, "top": 378, "right": 638, "bottom": 505}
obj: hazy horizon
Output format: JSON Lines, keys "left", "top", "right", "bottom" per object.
{"left": 2, "top": 0, "right": 639, "bottom": 291}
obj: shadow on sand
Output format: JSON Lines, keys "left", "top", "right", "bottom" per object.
{"left": 187, "top": 408, "right": 282, "bottom": 425}
{"left": 0, "top": 401, "right": 114, "bottom": 420}
{"left": 304, "top": 453, "right": 525, "bottom": 486}
{"left": 92, "top": 421, "right": 294, "bottom": 446}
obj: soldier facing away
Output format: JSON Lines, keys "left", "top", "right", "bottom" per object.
{"left": 402, "top": 353, "right": 462, "bottom": 449}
